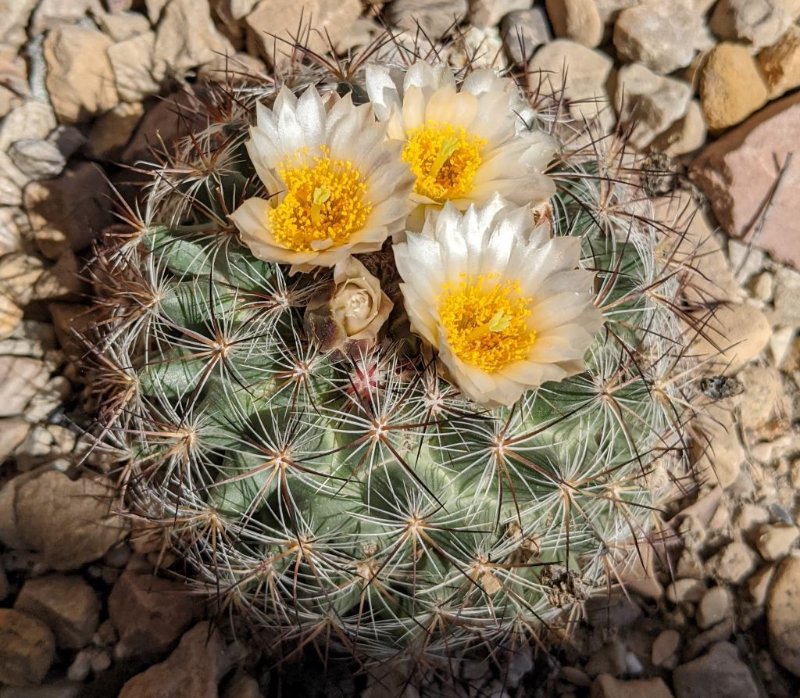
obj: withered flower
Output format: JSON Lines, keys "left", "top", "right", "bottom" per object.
{"left": 304, "top": 257, "right": 393, "bottom": 352}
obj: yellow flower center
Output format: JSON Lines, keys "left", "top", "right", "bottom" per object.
{"left": 438, "top": 273, "right": 536, "bottom": 373}
{"left": 402, "top": 122, "right": 485, "bottom": 202}
{"left": 269, "top": 147, "right": 372, "bottom": 252}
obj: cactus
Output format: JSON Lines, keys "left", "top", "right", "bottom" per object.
{"left": 87, "top": 45, "right": 704, "bottom": 667}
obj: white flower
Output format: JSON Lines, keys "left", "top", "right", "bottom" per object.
{"left": 230, "top": 85, "right": 414, "bottom": 269}
{"left": 365, "top": 61, "right": 557, "bottom": 220}
{"left": 393, "top": 196, "right": 603, "bottom": 407}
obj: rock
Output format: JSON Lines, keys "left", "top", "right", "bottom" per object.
{"left": 755, "top": 524, "right": 800, "bottom": 561}
{"left": 710, "top": 541, "right": 759, "bottom": 584}
{"left": 0, "top": 0, "right": 38, "bottom": 50}
{"left": 585, "top": 638, "right": 627, "bottom": 677}
{"left": 0, "top": 101, "right": 57, "bottom": 152}
{"left": 450, "top": 25, "right": 506, "bottom": 71}
{"left": 772, "top": 266, "right": 800, "bottom": 327}
{"left": 691, "top": 402, "right": 746, "bottom": 489}
{"left": 14, "top": 576, "right": 100, "bottom": 649}
{"left": 767, "top": 556, "right": 800, "bottom": 677}
{"left": 109, "top": 566, "right": 199, "bottom": 657}
{"left": 614, "top": 4, "right": 712, "bottom": 74}
{"left": 529, "top": 40, "right": 615, "bottom": 125}
{"left": 651, "top": 100, "right": 707, "bottom": 157}
{"left": 739, "top": 364, "right": 788, "bottom": 431}
{"left": 0, "top": 417, "right": 30, "bottom": 461}
{"left": 24, "top": 162, "right": 115, "bottom": 254}
{"left": 153, "top": 0, "right": 234, "bottom": 78}
{"left": 759, "top": 26, "right": 800, "bottom": 99}
{"left": 666, "top": 578, "right": 707, "bottom": 604}
{"left": 674, "top": 642, "right": 759, "bottom": 698}
{"left": 696, "top": 586, "right": 733, "bottom": 630}
{"left": 0, "top": 207, "right": 24, "bottom": 256}
{"left": 13, "top": 471, "right": 127, "bottom": 569}
{"left": 96, "top": 10, "right": 152, "bottom": 41}
{"left": 108, "top": 32, "right": 160, "bottom": 103}
{"left": 29, "top": 0, "right": 100, "bottom": 35}
{"left": 43, "top": 25, "right": 119, "bottom": 123}
{"left": 614, "top": 63, "right": 692, "bottom": 149}
{"left": 690, "top": 302, "right": 771, "bottom": 376}
{"left": 8, "top": 140, "right": 66, "bottom": 180}
{"left": 0, "top": 357, "right": 51, "bottom": 418}
{"left": 746, "top": 564, "right": 775, "bottom": 606}
{"left": 469, "top": 0, "right": 530, "bottom": 28}
{"left": 691, "top": 93, "right": 800, "bottom": 268}
{"left": 0, "top": 609, "right": 56, "bottom": 686}
{"left": 545, "top": 0, "right": 603, "bottom": 48}
{"left": 500, "top": 8, "right": 551, "bottom": 65}
{"left": 119, "top": 622, "right": 224, "bottom": 697}
{"left": 0, "top": 253, "right": 46, "bottom": 306}
{"left": 652, "top": 629, "right": 681, "bottom": 668}
{"left": 709, "top": 0, "right": 800, "bottom": 49}
{"left": 699, "top": 42, "right": 769, "bottom": 131}
{"left": 222, "top": 671, "right": 263, "bottom": 698}
{"left": 0, "top": 296, "right": 24, "bottom": 341}
{"left": 86, "top": 102, "right": 145, "bottom": 160}
{"left": 248, "top": 0, "right": 366, "bottom": 64}
{"left": 591, "top": 675, "right": 674, "bottom": 698}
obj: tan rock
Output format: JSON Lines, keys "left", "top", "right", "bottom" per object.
{"left": 0, "top": 0, "right": 38, "bottom": 50}
{"left": 0, "top": 356, "right": 51, "bottom": 418}
{"left": 108, "top": 32, "right": 160, "bottom": 103}
{"left": 651, "top": 100, "right": 707, "bottom": 157}
{"left": 15, "top": 575, "right": 101, "bottom": 649}
{"left": 710, "top": 541, "right": 759, "bottom": 584}
{"left": 500, "top": 8, "right": 552, "bottom": 65}
{"left": 591, "top": 674, "right": 674, "bottom": 698}
{"left": 96, "top": 10, "right": 151, "bottom": 41}
{"left": 652, "top": 629, "right": 681, "bottom": 668}
{"left": 614, "top": 63, "right": 692, "bottom": 149}
{"left": 697, "top": 586, "right": 733, "bottom": 629}
{"left": 14, "top": 472, "right": 128, "bottom": 570}
{"left": 690, "top": 93, "right": 800, "bottom": 268}
{"left": 759, "top": 26, "right": 800, "bottom": 99}
{"left": 384, "top": 0, "right": 468, "bottom": 41}
{"left": 469, "top": 0, "right": 530, "bottom": 29}
{"left": 153, "top": 0, "right": 234, "bottom": 79}
{"left": 0, "top": 295, "right": 23, "bottom": 341}
{"left": 755, "top": 524, "right": 800, "bottom": 561}
{"left": 43, "top": 25, "right": 119, "bottom": 123}
{"left": 247, "top": 0, "right": 364, "bottom": 65}
{"left": 545, "top": 0, "right": 603, "bottom": 48}
{"left": 710, "top": 0, "right": 800, "bottom": 49}
{"left": 86, "top": 102, "right": 145, "bottom": 160}
{"left": 0, "top": 609, "right": 56, "bottom": 686}
{"left": 119, "top": 622, "right": 224, "bottom": 697}
{"left": 529, "top": 40, "right": 615, "bottom": 125}
{"left": 768, "top": 556, "right": 800, "bottom": 676}
{"left": 673, "top": 642, "right": 759, "bottom": 697}
{"left": 700, "top": 43, "right": 769, "bottom": 131}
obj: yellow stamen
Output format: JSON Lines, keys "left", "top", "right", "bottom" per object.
{"left": 402, "top": 123, "right": 485, "bottom": 202}
{"left": 439, "top": 273, "right": 535, "bottom": 373}
{"left": 269, "top": 146, "right": 371, "bottom": 252}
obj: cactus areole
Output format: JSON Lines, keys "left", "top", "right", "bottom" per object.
{"left": 90, "top": 55, "right": 698, "bottom": 664}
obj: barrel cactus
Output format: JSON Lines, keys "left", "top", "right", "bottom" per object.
{"left": 87, "top": 48, "right": 701, "bottom": 667}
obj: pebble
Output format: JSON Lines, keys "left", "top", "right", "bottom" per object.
{"left": 767, "top": 556, "right": 800, "bottom": 677}
{"left": 0, "top": 608, "right": 56, "bottom": 687}
{"left": 222, "top": 671, "right": 262, "bottom": 698}
{"left": 755, "top": 523, "right": 799, "bottom": 562}
{"left": 13, "top": 575, "right": 100, "bottom": 649}
{"left": 591, "top": 674, "right": 674, "bottom": 698}
{"left": 7, "top": 139, "right": 65, "bottom": 180}
{"left": 739, "top": 364, "right": 789, "bottom": 431}
{"left": 12, "top": 471, "right": 127, "bottom": 570}
{"left": 529, "top": 40, "right": 615, "bottom": 125}
{"left": 691, "top": 93, "right": 800, "bottom": 268}
{"left": 108, "top": 565, "right": 199, "bottom": 657}
{"left": 690, "top": 403, "right": 746, "bottom": 489}
{"left": 696, "top": 586, "right": 733, "bottom": 630}
{"left": 469, "top": 0, "right": 530, "bottom": 29}
{"left": 43, "top": 25, "right": 118, "bottom": 123}
{"left": 759, "top": 25, "right": 800, "bottom": 99}
{"left": 709, "top": 541, "right": 759, "bottom": 584}
{"left": 585, "top": 638, "right": 627, "bottom": 677}
{"left": 545, "top": 0, "right": 603, "bottom": 48}
{"left": 700, "top": 42, "right": 770, "bottom": 131}
{"left": 119, "top": 622, "right": 225, "bottom": 697}
{"left": 614, "top": 4, "right": 711, "bottom": 74}
{"left": 771, "top": 266, "right": 800, "bottom": 328}
{"left": 674, "top": 642, "right": 759, "bottom": 698}
{"left": 500, "top": 8, "right": 551, "bottom": 65}
{"left": 666, "top": 578, "right": 707, "bottom": 604}
{"left": 650, "top": 100, "right": 707, "bottom": 157}
{"left": 746, "top": 564, "right": 776, "bottom": 606}
{"left": 96, "top": 9, "right": 151, "bottom": 41}
{"left": 614, "top": 63, "right": 692, "bottom": 149}
{"left": 0, "top": 296, "right": 24, "bottom": 341}
{"left": 0, "top": 357, "right": 51, "bottom": 419}
{"left": 709, "top": 0, "right": 800, "bottom": 49}
{"left": 108, "top": 32, "right": 160, "bottom": 103}
{"left": 651, "top": 629, "right": 681, "bottom": 668}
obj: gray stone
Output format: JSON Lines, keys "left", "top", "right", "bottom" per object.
{"left": 385, "top": 0, "right": 468, "bottom": 40}
{"left": 614, "top": 4, "right": 712, "bottom": 74}
{"left": 0, "top": 357, "right": 51, "bottom": 418}
{"left": 8, "top": 140, "right": 66, "bottom": 180}
{"left": 710, "top": 0, "right": 800, "bottom": 49}
{"left": 469, "top": 0, "right": 530, "bottom": 29}
{"left": 673, "top": 642, "right": 759, "bottom": 698}
{"left": 500, "top": 8, "right": 551, "bottom": 65}
{"left": 0, "top": 609, "right": 56, "bottom": 687}
{"left": 15, "top": 576, "right": 101, "bottom": 649}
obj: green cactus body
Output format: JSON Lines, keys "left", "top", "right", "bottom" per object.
{"left": 90, "top": 60, "right": 699, "bottom": 662}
